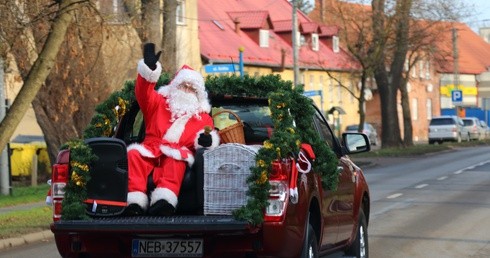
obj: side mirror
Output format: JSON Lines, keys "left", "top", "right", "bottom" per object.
{"left": 342, "top": 133, "right": 371, "bottom": 154}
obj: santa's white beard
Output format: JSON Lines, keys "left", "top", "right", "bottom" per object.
{"left": 167, "top": 89, "right": 200, "bottom": 121}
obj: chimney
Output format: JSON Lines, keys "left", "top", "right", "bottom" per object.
{"left": 234, "top": 18, "right": 240, "bottom": 33}
{"left": 272, "top": 49, "right": 286, "bottom": 72}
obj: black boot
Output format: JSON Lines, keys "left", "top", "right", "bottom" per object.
{"left": 148, "top": 199, "right": 175, "bottom": 216}
{"left": 123, "top": 203, "right": 144, "bottom": 216}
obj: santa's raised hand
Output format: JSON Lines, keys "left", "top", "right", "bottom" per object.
{"left": 143, "top": 43, "right": 161, "bottom": 71}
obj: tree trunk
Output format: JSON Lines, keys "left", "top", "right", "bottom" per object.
{"left": 372, "top": 0, "right": 402, "bottom": 147}
{"left": 391, "top": 0, "right": 413, "bottom": 146}
{"left": 400, "top": 76, "right": 413, "bottom": 146}
{"left": 0, "top": 0, "right": 79, "bottom": 160}
{"left": 162, "top": 0, "right": 178, "bottom": 74}
{"left": 358, "top": 71, "right": 367, "bottom": 131}
{"left": 141, "top": 0, "right": 162, "bottom": 44}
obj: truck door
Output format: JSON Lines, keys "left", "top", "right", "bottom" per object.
{"left": 335, "top": 157, "right": 355, "bottom": 243}
{"left": 311, "top": 110, "right": 339, "bottom": 248}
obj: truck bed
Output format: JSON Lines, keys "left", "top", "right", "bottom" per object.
{"left": 51, "top": 215, "right": 251, "bottom": 233}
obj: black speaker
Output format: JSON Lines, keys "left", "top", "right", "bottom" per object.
{"left": 84, "top": 137, "right": 128, "bottom": 216}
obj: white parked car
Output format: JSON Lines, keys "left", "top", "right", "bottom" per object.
{"left": 479, "top": 120, "right": 490, "bottom": 139}
{"left": 428, "top": 116, "right": 469, "bottom": 144}
{"left": 344, "top": 123, "right": 379, "bottom": 146}
{"left": 462, "top": 117, "right": 484, "bottom": 140}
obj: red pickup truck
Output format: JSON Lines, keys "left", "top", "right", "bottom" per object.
{"left": 49, "top": 94, "right": 371, "bottom": 258}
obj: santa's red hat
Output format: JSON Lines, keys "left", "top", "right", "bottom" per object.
{"left": 157, "top": 64, "right": 211, "bottom": 113}
{"left": 169, "top": 65, "right": 205, "bottom": 93}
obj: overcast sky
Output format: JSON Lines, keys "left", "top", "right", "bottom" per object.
{"left": 463, "top": 0, "right": 490, "bottom": 31}
{"left": 306, "top": 0, "right": 490, "bottom": 32}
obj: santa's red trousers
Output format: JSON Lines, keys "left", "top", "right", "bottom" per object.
{"left": 127, "top": 149, "right": 186, "bottom": 196}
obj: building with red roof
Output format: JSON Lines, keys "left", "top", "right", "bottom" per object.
{"left": 198, "top": 0, "right": 363, "bottom": 133}
{"left": 309, "top": 0, "right": 490, "bottom": 142}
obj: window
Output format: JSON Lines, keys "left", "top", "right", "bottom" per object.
{"left": 311, "top": 33, "right": 319, "bottom": 51}
{"left": 412, "top": 61, "right": 417, "bottom": 77}
{"left": 312, "top": 110, "right": 335, "bottom": 148}
{"left": 176, "top": 0, "right": 186, "bottom": 25}
{"left": 328, "top": 78, "right": 334, "bottom": 103}
{"left": 309, "top": 75, "right": 314, "bottom": 88}
{"left": 412, "top": 98, "right": 418, "bottom": 120}
{"left": 259, "top": 29, "right": 269, "bottom": 47}
{"left": 337, "top": 83, "right": 342, "bottom": 104}
{"left": 425, "top": 60, "right": 431, "bottom": 80}
{"left": 349, "top": 81, "right": 354, "bottom": 103}
{"left": 332, "top": 36, "right": 339, "bottom": 53}
{"left": 426, "top": 99, "right": 432, "bottom": 120}
{"left": 96, "top": 0, "right": 128, "bottom": 24}
{"left": 418, "top": 60, "right": 424, "bottom": 79}
{"left": 300, "top": 35, "right": 306, "bottom": 46}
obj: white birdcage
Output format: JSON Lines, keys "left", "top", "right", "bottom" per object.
{"left": 203, "top": 143, "right": 261, "bottom": 215}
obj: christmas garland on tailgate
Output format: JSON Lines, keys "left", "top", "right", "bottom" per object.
{"left": 61, "top": 74, "right": 338, "bottom": 225}
{"left": 61, "top": 76, "right": 170, "bottom": 220}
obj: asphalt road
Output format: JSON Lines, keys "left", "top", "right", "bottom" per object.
{"left": 360, "top": 146, "right": 490, "bottom": 258}
{"left": 2, "top": 146, "right": 490, "bottom": 257}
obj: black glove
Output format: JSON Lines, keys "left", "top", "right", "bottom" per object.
{"left": 143, "top": 43, "right": 161, "bottom": 70}
{"left": 198, "top": 133, "right": 212, "bottom": 147}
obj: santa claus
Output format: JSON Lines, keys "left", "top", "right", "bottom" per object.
{"left": 124, "top": 43, "right": 219, "bottom": 216}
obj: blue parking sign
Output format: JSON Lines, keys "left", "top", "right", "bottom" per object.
{"left": 451, "top": 90, "right": 462, "bottom": 102}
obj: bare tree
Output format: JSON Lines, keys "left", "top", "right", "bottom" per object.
{"left": 309, "top": 0, "right": 378, "bottom": 133}
{"left": 372, "top": 0, "right": 465, "bottom": 147}
{"left": 1, "top": 0, "right": 141, "bottom": 162}
{"left": 0, "top": 0, "right": 83, "bottom": 161}
{"left": 311, "top": 0, "right": 466, "bottom": 147}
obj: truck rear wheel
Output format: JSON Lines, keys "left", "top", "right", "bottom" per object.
{"left": 345, "top": 209, "right": 368, "bottom": 258}
{"left": 301, "top": 223, "right": 318, "bottom": 258}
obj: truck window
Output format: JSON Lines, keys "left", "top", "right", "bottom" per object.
{"left": 211, "top": 104, "right": 273, "bottom": 144}
{"left": 312, "top": 110, "right": 335, "bottom": 148}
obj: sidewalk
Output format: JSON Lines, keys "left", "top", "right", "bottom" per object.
{"left": 0, "top": 230, "right": 53, "bottom": 250}
{"left": 0, "top": 201, "right": 54, "bottom": 251}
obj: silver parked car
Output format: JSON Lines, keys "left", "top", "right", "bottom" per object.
{"left": 344, "top": 123, "right": 379, "bottom": 145}
{"left": 479, "top": 120, "right": 490, "bottom": 139}
{"left": 462, "top": 117, "right": 484, "bottom": 140}
{"left": 428, "top": 115, "right": 469, "bottom": 144}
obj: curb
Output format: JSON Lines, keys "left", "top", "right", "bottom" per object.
{"left": 0, "top": 230, "right": 53, "bottom": 251}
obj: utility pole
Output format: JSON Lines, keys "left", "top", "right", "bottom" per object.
{"left": 292, "top": 0, "right": 300, "bottom": 87}
{"left": 452, "top": 27, "right": 460, "bottom": 117}
{"left": 0, "top": 58, "right": 10, "bottom": 195}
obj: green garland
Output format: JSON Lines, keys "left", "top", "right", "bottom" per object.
{"left": 207, "top": 75, "right": 339, "bottom": 225}
{"left": 61, "top": 73, "right": 339, "bottom": 225}
{"left": 61, "top": 76, "right": 170, "bottom": 220}
{"left": 60, "top": 139, "right": 97, "bottom": 220}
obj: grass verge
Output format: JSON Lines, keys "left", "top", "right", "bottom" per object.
{"left": 355, "top": 139, "right": 490, "bottom": 158}
{"left": 0, "top": 184, "right": 51, "bottom": 239}
{"left": 0, "top": 184, "right": 50, "bottom": 208}
{"left": 0, "top": 206, "right": 51, "bottom": 239}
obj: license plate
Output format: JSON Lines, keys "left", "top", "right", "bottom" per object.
{"left": 132, "top": 238, "right": 203, "bottom": 257}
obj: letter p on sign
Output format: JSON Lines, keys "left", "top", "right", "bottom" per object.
{"left": 451, "top": 90, "right": 462, "bottom": 103}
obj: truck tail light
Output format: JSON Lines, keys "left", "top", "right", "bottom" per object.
{"left": 51, "top": 149, "right": 70, "bottom": 221}
{"left": 264, "top": 159, "right": 290, "bottom": 222}
{"left": 264, "top": 180, "right": 288, "bottom": 221}
{"left": 269, "top": 159, "right": 290, "bottom": 181}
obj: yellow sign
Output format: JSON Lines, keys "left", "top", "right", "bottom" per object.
{"left": 440, "top": 84, "right": 477, "bottom": 97}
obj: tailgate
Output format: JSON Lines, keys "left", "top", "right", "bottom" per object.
{"left": 51, "top": 215, "right": 251, "bottom": 233}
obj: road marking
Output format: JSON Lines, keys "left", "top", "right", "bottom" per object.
{"left": 437, "top": 176, "right": 448, "bottom": 181}
{"left": 415, "top": 184, "right": 428, "bottom": 189}
{"left": 387, "top": 193, "right": 403, "bottom": 199}
{"left": 454, "top": 170, "right": 463, "bottom": 174}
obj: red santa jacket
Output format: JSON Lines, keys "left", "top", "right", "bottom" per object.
{"left": 127, "top": 60, "right": 219, "bottom": 166}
